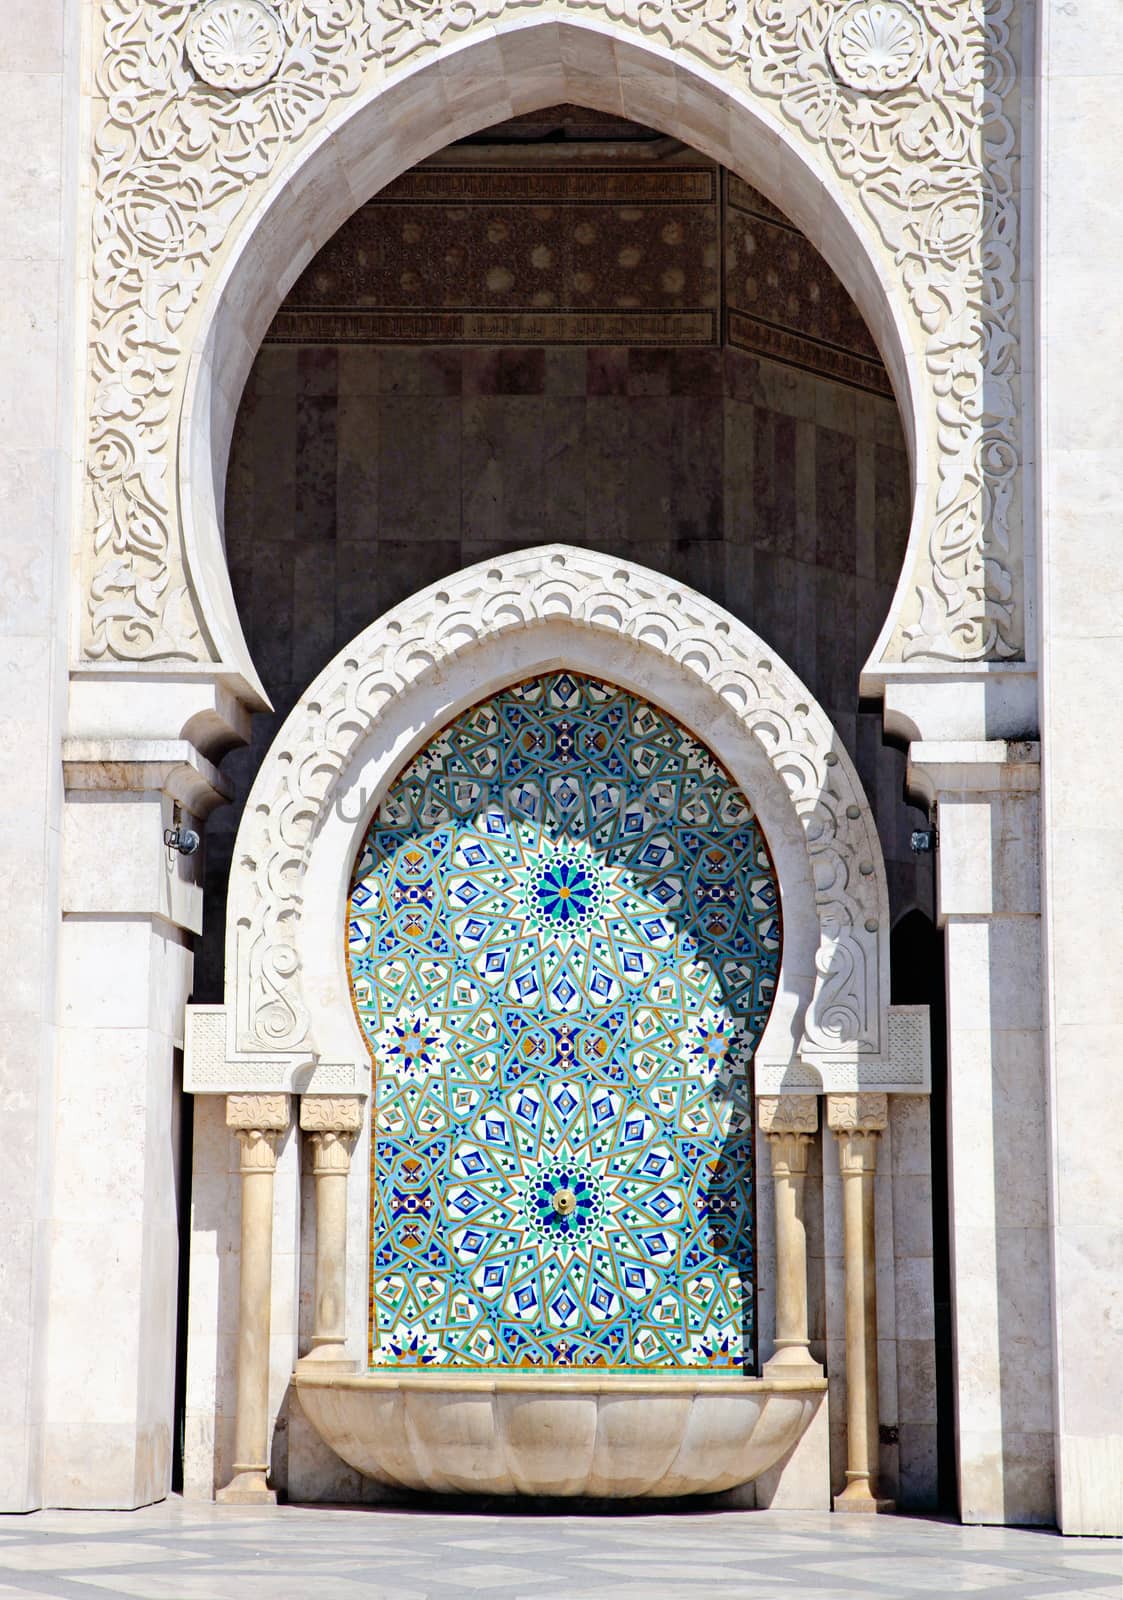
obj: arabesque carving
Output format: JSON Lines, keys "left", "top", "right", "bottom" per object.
{"left": 300, "top": 1095, "right": 364, "bottom": 1134}
{"left": 826, "top": 1092, "right": 889, "bottom": 1132}
{"left": 757, "top": 1094, "right": 820, "bottom": 1135}
{"left": 84, "top": 0, "right": 1023, "bottom": 670}
{"left": 226, "top": 547, "right": 890, "bottom": 1082}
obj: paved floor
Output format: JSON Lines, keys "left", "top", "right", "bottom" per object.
{"left": 0, "top": 1499, "right": 1118, "bottom": 1600}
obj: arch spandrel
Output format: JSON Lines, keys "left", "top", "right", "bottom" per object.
{"left": 84, "top": 1, "right": 1025, "bottom": 698}
{"left": 181, "top": 547, "right": 939, "bottom": 1101}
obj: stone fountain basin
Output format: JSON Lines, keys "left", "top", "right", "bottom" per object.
{"left": 293, "top": 1368, "right": 826, "bottom": 1497}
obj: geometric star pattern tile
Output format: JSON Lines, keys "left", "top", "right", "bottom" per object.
{"left": 348, "top": 672, "right": 781, "bottom": 1369}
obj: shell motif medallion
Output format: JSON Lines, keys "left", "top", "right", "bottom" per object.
{"left": 185, "top": 0, "right": 284, "bottom": 91}
{"left": 827, "top": 0, "right": 926, "bottom": 93}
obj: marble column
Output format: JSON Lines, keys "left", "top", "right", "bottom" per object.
{"left": 217, "top": 1092, "right": 290, "bottom": 1505}
{"left": 907, "top": 741, "right": 1053, "bottom": 1523}
{"left": 298, "top": 1096, "right": 363, "bottom": 1367}
{"left": 758, "top": 1095, "right": 823, "bottom": 1376}
{"left": 827, "top": 1092, "right": 893, "bottom": 1513}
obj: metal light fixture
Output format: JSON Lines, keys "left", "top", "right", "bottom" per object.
{"left": 164, "top": 824, "right": 201, "bottom": 858}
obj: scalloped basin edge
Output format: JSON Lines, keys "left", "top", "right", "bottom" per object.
{"left": 293, "top": 1369, "right": 828, "bottom": 1497}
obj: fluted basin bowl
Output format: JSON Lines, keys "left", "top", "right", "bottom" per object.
{"left": 293, "top": 1368, "right": 826, "bottom": 1497}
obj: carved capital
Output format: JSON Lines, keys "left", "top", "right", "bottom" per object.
{"left": 305, "top": 1128, "right": 357, "bottom": 1177}
{"left": 226, "top": 1092, "right": 291, "bottom": 1132}
{"left": 826, "top": 1092, "right": 888, "bottom": 1134}
{"left": 300, "top": 1094, "right": 364, "bottom": 1134}
{"left": 758, "top": 1094, "right": 819, "bottom": 1135}
{"left": 835, "top": 1128, "right": 882, "bottom": 1177}
{"left": 767, "top": 1129, "right": 814, "bottom": 1178}
{"left": 233, "top": 1126, "right": 281, "bottom": 1174}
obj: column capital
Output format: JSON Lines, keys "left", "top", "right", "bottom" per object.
{"left": 826, "top": 1093, "right": 888, "bottom": 1134}
{"left": 299, "top": 1094, "right": 364, "bottom": 1134}
{"left": 304, "top": 1128, "right": 357, "bottom": 1177}
{"left": 226, "top": 1092, "right": 290, "bottom": 1131}
{"left": 757, "top": 1093, "right": 819, "bottom": 1135}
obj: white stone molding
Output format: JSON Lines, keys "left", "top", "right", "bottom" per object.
{"left": 184, "top": 1005, "right": 366, "bottom": 1094}
{"left": 81, "top": 0, "right": 1025, "bottom": 690}
{"left": 191, "top": 545, "right": 914, "bottom": 1097}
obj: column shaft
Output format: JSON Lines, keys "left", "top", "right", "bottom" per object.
{"left": 299, "top": 1096, "right": 363, "bottom": 1367}
{"left": 758, "top": 1095, "right": 822, "bottom": 1375}
{"left": 217, "top": 1094, "right": 289, "bottom": 1505}
{"left": 828, "top": 1093, "right": 892, "bottom": 1513}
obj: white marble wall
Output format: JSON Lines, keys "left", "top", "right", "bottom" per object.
{"left": 0, "top": 0, "right": 73, "bottom": 1514}
{"left": 1038, "top": 0, "right": 1123, "bottom": 1536}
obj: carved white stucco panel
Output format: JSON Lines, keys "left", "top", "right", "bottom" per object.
{"left": 214, "top": 547, "right": 907, "bottom": 1095}
{"left": 83, "top": 0, "right": 1024, "bottom": 684}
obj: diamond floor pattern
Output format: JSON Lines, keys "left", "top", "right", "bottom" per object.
{"left": 0, "top": 1501, "right": 1117, "bottom": 1599}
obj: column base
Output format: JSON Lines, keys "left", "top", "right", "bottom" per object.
{"left": 763, "top": 1349, "right": 825, "bottom": 1380}
{"left": 295, "top": 1350, "right": 358, "bottom": 1373}
{"left": 833, "top": 1484, "right": 895, "bottom": 1514}
{"left": 216, "top": 1470, "right": 277, "bottom": 1505}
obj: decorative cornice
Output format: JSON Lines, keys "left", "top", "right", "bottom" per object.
{"left": 82, "top": 0, "right": 1023, "bottom": 671}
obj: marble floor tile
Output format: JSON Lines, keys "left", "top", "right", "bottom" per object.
{"left": 0, "top": 1501, "right": 1117, "bottom": 1600}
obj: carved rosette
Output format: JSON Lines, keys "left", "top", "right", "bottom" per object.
{"left": 757, "top": 1095, "right": 820, "bottom": 1136}
{"left": 827, "top": 1, "right": 925, "bottom": 93}
{"left": 186, "top": 0, "right": 284, "bottom": 91}
{"left": 84, "top": 0, "right": 1024, "bottom": 671}
{"left": 299, "top": 1095, "right": 364, "bottom": 1134}
{"left": 826, "top": 1092, "right": 889, "bottom": 1133}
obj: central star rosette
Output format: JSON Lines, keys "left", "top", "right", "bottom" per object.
{"left": 517, "top": 1152, "right": 609, "bottom": 1257}
{"left": 523, "top": 840, "right": 609, "bottom": 939}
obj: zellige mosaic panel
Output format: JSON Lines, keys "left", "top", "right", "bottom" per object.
{"left": 348, "top": 672, "right": 781, "bottom": 1369}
